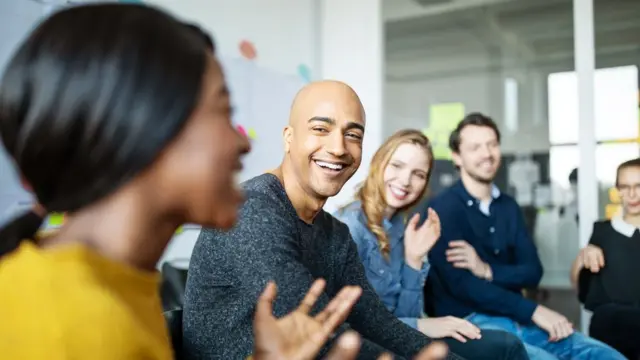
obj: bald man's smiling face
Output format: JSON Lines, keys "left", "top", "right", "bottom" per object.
{"left": 284, "top": 84, "right": 365, "bottom": 199}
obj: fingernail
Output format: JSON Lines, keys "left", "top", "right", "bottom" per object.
{"left": 339, "top": 332, "right": 359, "bottom": 348}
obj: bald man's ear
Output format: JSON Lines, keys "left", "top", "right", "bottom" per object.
{"left": 20, "top": 176, "right": 33, "bottom": 192}
{"left": 283, "top": 126, "right": 293, "bottom": 153}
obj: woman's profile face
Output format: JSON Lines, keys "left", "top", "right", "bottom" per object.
{"left": 152, "top": 54, "right": 250, "bottom": 229}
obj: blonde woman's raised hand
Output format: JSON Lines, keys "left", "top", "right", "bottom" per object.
{"left": 404, "top": 208, "right": 441, "bottom": 269}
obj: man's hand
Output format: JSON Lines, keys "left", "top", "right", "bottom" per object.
{"left": 417, "top": 316, "right": 482, "bottom": 343}
{"left": 446, "top": 240, "right": 491, "bottom": 280}
{"left": 531, "top": 305, "right": 574, "bottom": 342}
{"left": 253, "top": 279, "right": 362, "bottom": 360}
{"left": 325, "top": 332, "right": 449, "bottom": 360}
{"left": 404, "top": 208, "right": 441, "bottom": 269}
{"left": 578, "top": 245, "right": 605, "bottom": 273}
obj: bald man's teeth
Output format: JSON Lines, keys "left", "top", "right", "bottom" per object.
{"left": 315, "top": 160, "right": 344, "bottom": 171}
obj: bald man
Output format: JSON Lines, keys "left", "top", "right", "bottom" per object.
{"left": 182, "top": 81, "right": 522, "bottom": 359}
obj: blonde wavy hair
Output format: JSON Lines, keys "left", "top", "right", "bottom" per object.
{"left": 355, "top": 129, "right": 434, "bottom": 259}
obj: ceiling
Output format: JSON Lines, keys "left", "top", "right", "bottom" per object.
{"left": 384, "top": 0, "right": 640, "bottom": 80}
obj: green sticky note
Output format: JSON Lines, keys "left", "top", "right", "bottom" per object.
{"left": 175, "top": 225, "right": 184, "bottom": 235}
{"left": 429, "top": 103, "right": 465, "bottom": 131}
{"left": 48, "top": 213, "right": 65, "bottom": 227}
{"left": 423, "top": 103, "right": 465, "bottom": 160}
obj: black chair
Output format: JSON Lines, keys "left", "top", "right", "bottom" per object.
{"left": 160, "top": 262, "right": 189, "bottom": 360}
{"left": 164, "top": 308, "right": 184, "bottom": 359}
{"left": 160, "top": 262, "right": 189, "bottom": 311}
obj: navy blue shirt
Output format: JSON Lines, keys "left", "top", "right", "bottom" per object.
{"left": 423, "top": 180, "right": 543, "bottom": 324}
{"left": 333, "top": 201, "right": 429, "bottom": 329}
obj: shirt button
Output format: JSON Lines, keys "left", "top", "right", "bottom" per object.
{"left": 489, "top": 227, "right": 495, "bottom": 233}
{"left": 467, "top": 200, "right": 473, "bottom": 206}
{"left": 494, "top": 249, "right": 500, "bottom": 255}
{"left": 379, "top": 269, "right": 384, "bottom": 274}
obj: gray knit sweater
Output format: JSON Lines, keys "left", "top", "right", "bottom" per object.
{"left": 182, "top": 174, "right": 461, "bottom": 359}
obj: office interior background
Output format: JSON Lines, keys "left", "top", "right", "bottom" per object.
{"left": 1, "top": 0, "right": 638, "bottom": 332}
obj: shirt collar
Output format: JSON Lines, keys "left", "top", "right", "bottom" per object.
{"left": 453, "top": 179, "right": 501, "bottom": 206}
{"left": 611, "top": 215, "right": 639, "bottom": 238}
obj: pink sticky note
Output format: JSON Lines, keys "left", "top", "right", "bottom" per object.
{"left": 236, "top": 125, "right": 247, "bottom": 138}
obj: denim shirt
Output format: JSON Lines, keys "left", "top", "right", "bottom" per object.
{"left": 333, "top": 201, "right": 430, "bottom": 329}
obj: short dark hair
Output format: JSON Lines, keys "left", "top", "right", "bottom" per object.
{"left": 0, "top": 4, "right": 215, "bottom": 255}
{"left": 569, "top": 168, "right": 578, "bottom": 184}
{"left": 616, "top": 158, "right": 640, "bottom": 186}
{"left": 184, "top": 23, "right": 215, "bottom": 51}
{"left": 448, "top": 112, "right": 501, "bottom": 153}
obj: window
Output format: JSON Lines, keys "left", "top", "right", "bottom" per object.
{"left": 548, "top": 65, "right": 639, "bottom": 144}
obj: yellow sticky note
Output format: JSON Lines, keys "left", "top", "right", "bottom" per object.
{"left": 175, "top": 226, "right": 184, "bottom": 235}
{"left": 605, "top": 204, "right": 621, "bottom": 219}
{"left": 248, "top": 128, "right": 257, "bottom": 140}
{"left": 48, "top": 213, "right": 65, "bottom": 227}
{"left": 609, "top": 187, "right": 620, "bottom": 203}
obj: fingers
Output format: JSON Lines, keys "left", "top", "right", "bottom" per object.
{"left": 448, "top": 240, "right": 468, "bottom": 248}
{"left": 546, "top": 324, "right": 559, "bottom": 342}
{"left": 455, "top": 319, "right": 481, "bottom": 340}
{"left": 449, "top": 331, "right": 467, "bottom": 343}
{"left": 451, "top": 261, "right": 471, "bottom": 270}
{"left": 407, "top": 213, "right": 421, "bottom": 230}
{"left": 415, "top": 342, "right": 449, "bottom": 360}
{"left": 446, "top": 253, "right": 468, "bottom": 262}
{"left": 430, "top": 210, "right": 441, "bottom": 230}
{"left": 320, "top": 287, "right": 362, "bottom": 333}
{"left": 583, "top": 248, "right": 605, "bottom": 273}
{"left": 315, "top": 286, "right": 362, "bottom": 328}
{"left": 596, "top": 251, "right": 605, "bottom": 268}
{"left": 445, "top": 248, "right": 467, "bottom": 257}
{"left": 585, "top": 253, "right": 602, "bottom": 273}
{"left": 297, "top": 278, "right": 327, "bottom": 314}
{"left": 255, "top": 281, "right": 277, "bottom": 323}
{"left": 293, "top": 287, "right": 361, "bottom": 360}
{"left": 553, "top": 320, "right": 574, "bottom": 342}
{"left": 324, "top": 332, "right": 361, "bottom": 360}
{"left": 446, "top": 248, "right": 469, "bottom": 265}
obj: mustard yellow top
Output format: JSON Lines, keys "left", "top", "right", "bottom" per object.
{"left": 0, "top": 241, "right": 173, "bottom": 359}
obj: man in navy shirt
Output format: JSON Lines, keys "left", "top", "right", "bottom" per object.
{"left": 423, "top": 113, "right": 625, "bottom": 359}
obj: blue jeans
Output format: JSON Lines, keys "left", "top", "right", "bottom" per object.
{"left": 467, "top": 313, "right": 627, "bottom": 360}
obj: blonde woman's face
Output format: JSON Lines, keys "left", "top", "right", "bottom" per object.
{"left": 382, "top": 143, "right": 429, "bottom": 210}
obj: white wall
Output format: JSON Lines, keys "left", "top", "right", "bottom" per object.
{"left": 385, "top": 66, "right": 551, "bottom": 154}
{"left": 0, "top": 0, "right": 50, "bottom": 226}
{"left": 144, "top": 0, "right": 318, "bottom": 77}
{"left": 320, "top": 0, "right": 384, "bottom": 213}
{"left": 142, "top": 0, "right": 319, "bottom": 265}
{"left": 0, "top": 0, "right": 383, "bottom": 266}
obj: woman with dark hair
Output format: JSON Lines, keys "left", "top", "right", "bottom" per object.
{"left": 0, "top": 4, "right": 364, "bottom": 359}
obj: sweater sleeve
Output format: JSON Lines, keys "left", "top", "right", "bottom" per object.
{"left": 182, "top": 194, "right": 390, "bottom": 359}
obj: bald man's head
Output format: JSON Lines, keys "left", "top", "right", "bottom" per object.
{"left": 282, "top": 80, "right": 366, "bottom": 200}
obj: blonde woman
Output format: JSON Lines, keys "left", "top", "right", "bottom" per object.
{"left": 333, "top": 129, "right": 528, "bottom": 360}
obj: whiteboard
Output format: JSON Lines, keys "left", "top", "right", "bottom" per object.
{"left": 0, "top": 0, "right": 45, "bottom": 227}
{"left": 221, "top": 56, "right": 305, "bottom": 182}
